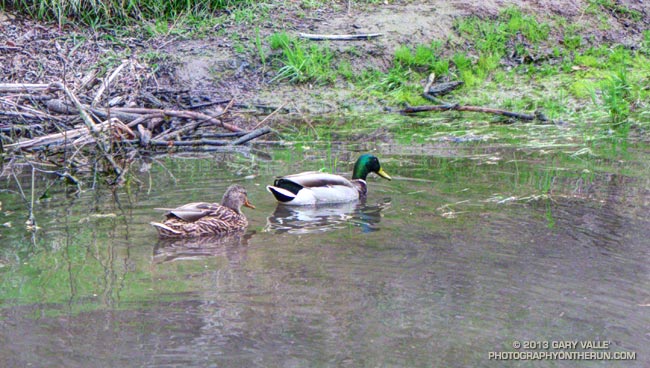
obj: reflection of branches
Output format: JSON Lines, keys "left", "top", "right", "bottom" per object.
{"left": 9, "top": 164, "right": 37, "bottom": 231}
{"left": 25, "top": 160, "right": 82, "bottom": 193}
{"left": 150, "top": 157, "right": 178, "bottom": 186}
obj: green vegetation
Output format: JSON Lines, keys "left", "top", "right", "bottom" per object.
{"left": 586, "top": 0, "right": 642, "bottom": 22}
{"left": 268, "top": 32, "right": 336, "bottom": 83}
{"left": 1, "top": 0, "right": 256, "bottom": 27}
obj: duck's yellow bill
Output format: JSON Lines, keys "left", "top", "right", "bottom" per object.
{"left": 244, "top": 199, "right": 256, "bottom": 209}
{"left": 377, "top": 168, "right": 392, "bottom": 180}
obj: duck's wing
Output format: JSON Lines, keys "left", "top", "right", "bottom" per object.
{"left": 276, "top": 172, "right": 354, "bottom": 189}
{"left": 165, "top": 202, "right": 222, "bottom": 222}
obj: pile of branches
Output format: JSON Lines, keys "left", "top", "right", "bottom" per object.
{"left": 0, "top": 16, "right": 279, "bottom": 187}
{"left": 0, "top": 72, "right": 275, "bottom": 185}
{"left": 0, "top": 80, "right": 275, "bottom": 184}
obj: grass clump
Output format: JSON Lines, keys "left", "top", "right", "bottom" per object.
{"left": 586, "top": 0, "right": 642, "bottom": 21}
{"left": 595, "top": 69, "right": 632, "bottom": 127}
{"left": 452, "top": 7, "right": 551, "bottom": 86}
{"left": 268, "top": 32, "right": 335, "bottom": 84}
{"left": 455, "top": 7, "right": 549, "bottom": 56}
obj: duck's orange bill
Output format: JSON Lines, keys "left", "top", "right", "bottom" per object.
{"left": 244, "top": 198, "right": 256, "bottom": 209}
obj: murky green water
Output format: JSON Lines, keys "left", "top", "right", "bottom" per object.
{"left": 1, "top": 142, "right": 649, "bottom": 367}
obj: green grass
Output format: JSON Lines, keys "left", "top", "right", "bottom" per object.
{"left": 586, "top": 0, "right": 643, "bottom": 21}
{"left": 268, "top": 32, "right": 336, "bottom": 84}
{"left": 1, "top": 0, "right": 258, "bottom": 27}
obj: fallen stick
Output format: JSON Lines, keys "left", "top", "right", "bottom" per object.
{"left": 92, "top": 60, "right": 129, "bottom": 106}
{"left": 400, "top": 104, "right": 549, "bottom": 122}
{"left": 154, "top": 139, "right": 230, "bottom": 147}
{"left": 0, "top": 110, "right": 51, "bottom": 121}
{"left": 299, "top": 33, "right": 383, "bottom": 41}
{"left": 252, "top": 102, "right": 287, "bottom": 129}
{"left": 50, "top": 82, "right": 97, "bottom": 130}
{"left": 5, "top": 125, "right": 88, "bottom": 149}
{"left": 150, "top": 146, "right": 252, "bottom": 154}
{"left": 231, "top": 126, "right": 272, "bottom": 145}
{"left": 196, "top": 132, "right": 248, "bottom": 138}
{"left": 1, "top": 97, "right": 55, "bottom": 119}
{"left": 4, "top": 118, "right": 132, "bottom": 150}
{"left": 0, "top": 83, "right": 55, "bottom": 93}
{"left": 154, "top": 100, "right": 239, "bottom": 139}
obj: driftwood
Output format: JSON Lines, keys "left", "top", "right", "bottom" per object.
{"left": 299, "top": 33, "right": 383, "bottom": 41}
{"left": 402, "top": 73, "right": 558, "bottom": 124}
{"left": 400, "top": 104, "right": 552, "bottom": 123}
{"left": 231, "top": 126, "right": 272, "bottom": 145}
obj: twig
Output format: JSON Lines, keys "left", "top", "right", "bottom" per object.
{"left": 252, "top": 102, "right": 287, "bottom": 129}
{"left": 25, "top": 167, "right": 39, "bottom": 231}
{"left": 299, "top": 33, "right": 383, "bottom": 41}
{"left": 92, "top": 60, "right": 129, "bottom": 107}
{"left": 291, "top": 101, "right": 319, "bottom": 139}
{"left": 77, "top": 68, "right": 99, "bottom": 92}
{"left": 195, "top": 132, "right": 248, "bottom": 138}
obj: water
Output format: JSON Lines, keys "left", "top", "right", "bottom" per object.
{"left": 1, "top": 144, "right": 649, "bottom": 367}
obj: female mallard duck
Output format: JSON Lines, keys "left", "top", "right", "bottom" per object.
{"left": 151, "top": 184, "right": 255, "bottom": 238}
{"left": 266, "top": 154, "right": 391, "bottom": 206}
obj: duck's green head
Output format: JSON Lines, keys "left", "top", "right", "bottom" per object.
{"left": 352, "top": 154, "right": 392, "bottom": 181}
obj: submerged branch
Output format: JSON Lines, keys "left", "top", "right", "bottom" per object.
{"left": 231, "top": 126, "right": 272, "bottom": 145}
{"left": 400, "top": 104, "right": 556, "bottom": 123}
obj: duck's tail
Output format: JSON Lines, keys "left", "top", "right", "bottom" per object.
{"left": 266, "top": 185, "right": 296, "bottom": 203}
{"left": 150, "top": 221, "right": 182, "bottom": 237}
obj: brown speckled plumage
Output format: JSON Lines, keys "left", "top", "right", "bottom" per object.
{"left": 151, "top": 184, "right": 254, "bottom": 238}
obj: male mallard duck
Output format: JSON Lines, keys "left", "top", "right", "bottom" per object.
{"left": 151, "top": 184, "right": 255, "bottom": 238}
{"left": 266, "top": 154, "right": 391, "bottom": 205}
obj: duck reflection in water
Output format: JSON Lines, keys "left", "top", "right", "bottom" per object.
{"left": 153, "top": 230, "right": 255, "bottom": 265}
{"left": 264, "top": 198, "right": 391, "bottom": 234}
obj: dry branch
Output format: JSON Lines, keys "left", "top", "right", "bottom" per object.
{"left": 92, "top": 60, "right": 129, "bottom": 106}
{"left": 5, "top": 118, "right": 133, "bottom": 150}
{"left": 51, "top": 82, "right": 97, "bottom": 130}
{"left": 0, "top": 83, "right": 55, "bottom": 93}
{"left": 231, "top": 126, "right": 272, "bottom": 145}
